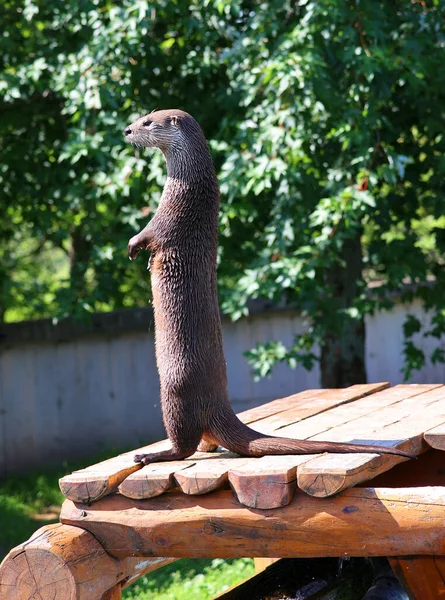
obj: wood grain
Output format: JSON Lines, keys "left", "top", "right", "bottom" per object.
{"left": 297, "top": 385, "right": 444, "bottom": 497}
{"left": 227, "top": 385, "right": 439, "bottom": 507}
{"left": 389, "top": 556, "right": 445, "bottom": 600}
{"left": 60, "top": 487, "right": 445, "bottom": 559}
{"left": 119, "top": 454, "right": 219, "bottom": 499}
{"left": 274, "top": 384, "right": 440, "bottom": 441}
{"left": 229, "top": 455, "right": 315, "bottom": 509}
{"left": 242, "top": 382, "right": 390, "bottom": 434}
{"left": 63, "top": 383, "right": 390, "bottom": 504}
{"left": 424, "top": 422, "right": 445, "bottom": 451}
{"left": 59, "top": 440, "right": 171, "bottom": 502}
{"left": 0, "top": 523, "right": 175, "bottom": 600}
{"left": 174, "top": 454, "right": 249, "bottom": 495}
{"left": 102, "top": 585, "right": 122, "bottom": 600}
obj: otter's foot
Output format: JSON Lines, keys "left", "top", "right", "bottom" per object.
{"left": 134, "top": 448, "right": 195, "bottom": 465}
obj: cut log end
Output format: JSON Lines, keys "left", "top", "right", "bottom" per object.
{"left": 229, "top": 471, "right": 297, "bottom": 509}
{"left": 59, "top": 477, "right": 109, "bottom": 504}
{"left": 1, "top": 538, "right": 78, "bottom": 600}
{"left": 0, "top": 523, "right": 176, "bottom": 600}
{"left": 297, "top": 472, "right": 346, "bottom": 497}
{"left": 59, "top": 463, "right": 142, "bottom": 503}
{"left": 175, "top": 471, "right": 228, "bottom": 495}
{"left": 119, "top": 472, "right": 176, "bottom": 499}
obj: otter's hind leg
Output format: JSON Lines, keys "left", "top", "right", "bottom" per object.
{"left": 134, "top": 397, "right": 203, "bottom": 465}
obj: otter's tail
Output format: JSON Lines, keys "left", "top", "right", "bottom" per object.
{"left": 209, "top": 412, "right": 415, "bottom": 459}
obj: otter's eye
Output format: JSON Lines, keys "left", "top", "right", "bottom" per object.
{"left": 143, "top": 120, "right": 152, "bottom": 127}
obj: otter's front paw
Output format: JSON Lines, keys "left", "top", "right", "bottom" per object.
{"left": 128, "top": 234, "right": 148, "bottom": 261}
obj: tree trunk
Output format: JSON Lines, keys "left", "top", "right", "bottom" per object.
{"left": 320, "top": 232, "right": 367, "bottom": 388}
{"left": 69, "top": 226, "right": 92, "bottom": 307}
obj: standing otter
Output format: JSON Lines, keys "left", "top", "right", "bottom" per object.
{"left": 124, "top": 109, "right": 412, "bottom": 465}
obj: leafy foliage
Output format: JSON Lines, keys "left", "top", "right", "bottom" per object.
{"left": 123, "top": 558, "right": 254, "bottom": 600}
{"left": 1, "top": 0, "right": 234, "bottom": 319}
{"left": 216, "top": 0, "right": 445, "bottom": 380}
{"left": 1, "top": 0, "right": 445, "bottom": 380}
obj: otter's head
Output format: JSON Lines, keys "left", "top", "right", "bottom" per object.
{"left": 124, "top": 108, "right": 215, "bottom": 181}
{"left": 124, "top": 109, "right": 205, "bottom": 153}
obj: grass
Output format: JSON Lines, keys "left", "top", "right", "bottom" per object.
{"left": 123, "top": 558, "right": 254, "bottom": 599}
{"left": 0, "top": 471, "right": 64, "bottom": 558}
{"left": 0, "top": 458, "right": 254, "bottom": 598}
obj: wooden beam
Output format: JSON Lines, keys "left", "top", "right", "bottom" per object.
{"left": 254, "top": 558, "right": 279, "bottom": 573}
{"left": 101, "top": 585, "right": 122, "bottom": 600}
{"left": 60, "top": 487, "right": 445, "bottom": 559}
{"left": 389, "top": 556, "right": 445, "bottom": 600}
{"left": 0, "top": 523, "right": 175, "bottom": 600}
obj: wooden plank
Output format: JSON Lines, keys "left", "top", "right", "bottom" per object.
{"left": 389, "top": 556, "right": 445, "bottom": 600}
{"left": 298, "top": 385, "right": 445, "bottom": 497}
{"left": 236, "top": 389, "right": 332, "bottom": 423}
{"left": 119, "top": 452, "right": 227, "bottom": 499}
{"left": 60, "top": 486, "right": 445, "bottom": 559}
{"left": 174, "top": 454, "right": 250, "bottom": 495}
{"left": 274, "top": 384, "right": 439, "bottom": 440}
{"left": 238, "top": 382, "right": 390, "bottom": 428}
{"left": 0, "top": 523, "right": 176, "bottom": 600}
{"left": 229, "top": 455, "right": 316, "bottom": 509}
{"left": 424, "top": 422, "right": 445, "bottom": 450}
{"left": 119, "top": 460, "right": 194, "bottom": 499}
{"left": 227, "top": 385, "right": 438, "bottom": 507}
{"left": 164, "top": 385, "right": 393, "bottom": 501}
{"left": 59, "top": 383, "right": 389, "bottom": 503}
{"left": 59, "top": 440, "right": 171, "bottom": 502}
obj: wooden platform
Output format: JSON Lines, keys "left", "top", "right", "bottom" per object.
{"left": 2, "top": 382, "right": 445, "bottom": 600}
{"left": 59, "top": 382, "right": 445, "bottom": 509}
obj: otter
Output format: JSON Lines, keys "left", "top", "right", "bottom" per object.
{"left": 124, "top": 109, "right": 413, "bottom": 465}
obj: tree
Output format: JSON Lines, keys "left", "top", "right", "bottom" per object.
{"left": 0, "top": 0, "right": 235, "bottom": 319}
{"left": 216, "top": 0, "right": 445, "bottom": 385}
{"left": 1, "top": 0, "right": 445, "bottom": 386}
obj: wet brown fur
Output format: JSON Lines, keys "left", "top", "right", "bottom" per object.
{"left": 124, "top": 109, "right": 413, "bottom": 464}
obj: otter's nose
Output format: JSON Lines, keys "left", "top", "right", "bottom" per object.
{"left": 124, "top": 127, "right": 132, "bottom": 136}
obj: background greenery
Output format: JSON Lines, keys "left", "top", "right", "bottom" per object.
{"left": 2, "top": 0, "right": 445, "bottom": 384}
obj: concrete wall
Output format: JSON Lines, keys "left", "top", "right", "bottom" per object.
{"left": 0, "top": 300, "right": 443, "bottom": 475}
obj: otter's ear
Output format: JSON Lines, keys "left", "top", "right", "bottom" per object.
{"left": 169, "top": 115, "right": 180, "bottom": 128}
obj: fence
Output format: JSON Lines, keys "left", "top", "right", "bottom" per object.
{"left": 0, "top": 299, "right": 443, "bottom": 475}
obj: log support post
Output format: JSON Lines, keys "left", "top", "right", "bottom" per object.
{"left": 0, "top": 523, "right": 174, "bottom": 600}
{"left": 389, "top": 556, "right": 445, "bottom": 600}
{"left": 101, "top": 584, "right": 122, "bottom": 600}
